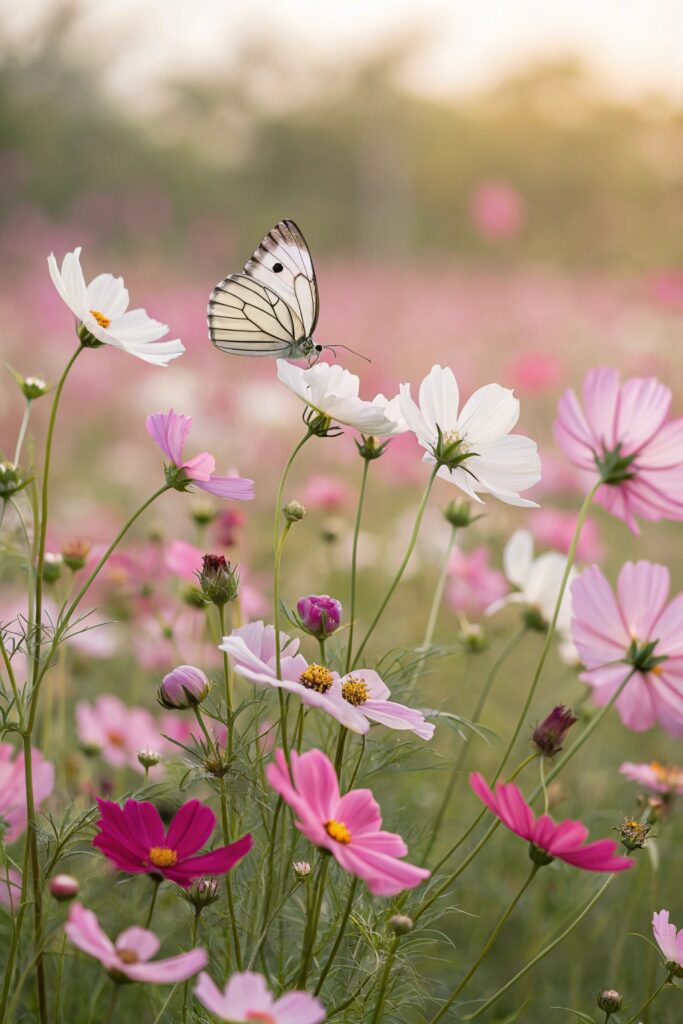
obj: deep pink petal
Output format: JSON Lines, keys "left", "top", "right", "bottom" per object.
{"left": 336, "top": 789, "right": 382, "bottom": 837}
{"left": 165, "top": 801, "right": 216, "bottom": 857}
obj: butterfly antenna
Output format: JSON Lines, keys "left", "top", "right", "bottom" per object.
{"left": 323, "top": 343, "right": 371, "bottom": 364}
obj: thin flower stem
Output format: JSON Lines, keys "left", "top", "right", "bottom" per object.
{"left": 369, "top": 935, "right": 400, "bottom": 1024}
{"left": 273, "top": 431, "right": 312, "bottom": 677}
{"left": 347, "top": 735, "right": 365, "bottom": 790}
{"left": 352, "top": 465, "right": 439, "bottom": 668}
{"left": 490, "top": 481, "right": 599, "bottom": 785}
{"left": 103, "top": 985, "right": 119, "bottom": 1024}
{"left": 218, "top": 775, "right": 242, "bottom": 970}
{"left": 345, "top": 457, "right": 370, "bottom": 674}
{"left": 54, "top": 931, "right": 67, "bottom": 1024}
{"left": 21, "top": 731, "right": 48, "bottom": 1024}
{"left": 314, "top": 876, "right": 359, "bottom": 994}
{"left": 465, "top": 874, "right": 617, "bottom": 1020}
{"left": 318, "top": 637, "right": 326, "bottom": 664}
{"left": 625, "top": 973, "right": 673, "bottom": 1024}
{"left": 182, "top": 912, "right": 200, "bottom": 1023}
{"left": 428, "top": 864, "right": 539, "bottom": 1024}
{"left": 217, "top": 604, "right": 234, "bottom": 761}
{"left": 14, "top": 399, "right": 32, "bottom": 466}
{"left": 0, "top": 899, "right": 27, "bottom": 1021}
{"left": 408, "top": 522, "right": 458, "bottom": 692}
{"left": 422, "top": 625, "right": 527, "bottom": 866}
{"left": 0, "top": 632, "right": 24, "bottom": 728}
{"left": 297, "top": 856, "right": 329, "bottom": 987}
{"left": 333, "top": 726, "right": 348, "bottom": 777}
{"left": 144, "top": 879, "right": 160, "bottom": 928}
{"left": 258, "top": 797, "right": 284, "bottom": 946}
{"left": 247, "top": 882, "right": 299, "bottom": 969}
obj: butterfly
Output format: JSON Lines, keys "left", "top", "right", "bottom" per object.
{"left": 208, "top": 220, "right": 322, "bottom": 363}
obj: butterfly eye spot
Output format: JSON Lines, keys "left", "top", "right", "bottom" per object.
{"left": 272, "top": 262, "right": 284, "bottom": 273}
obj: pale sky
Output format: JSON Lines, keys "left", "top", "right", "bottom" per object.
{"left": 6, "top": 0, "right": 683, "bottom": 106}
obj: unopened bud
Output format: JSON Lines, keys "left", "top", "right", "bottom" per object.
{"left": 459, "top": 622, "right": 487, "bottom": 653}
{"left": 293, "top": 861, "right": 312, "bottom": 879}
{"left": 182, "top": 584, "right": 206, "bottom": 609}
{"left": 137, "top": 749, "right": 162, "bottom": 770}
{"left": 7, "top": 366, "right": 49, "bottom": 400}
{"left": 443, "top": 500, "right": 474, "bottom": 529}
{"left": 184, "top": 877, "right": 220, "bottom": 910}
{"left": 49, "top": 874, "right": 79, "bottom": 901}
{"left": 389, "top": 915, "right": 414, "bottom": 935}
{"left": 0, "top": 462, "right": 26, "bottom": 500}
{"left": 191, "top": 502, "right": 216, "bottom": 527}
{"left": 532, "top": 705, "right": 577, "bottom": 757}
{"left": 354, "top": 435, "right": 390, "bottom": 461}
{"left": 61, "top": 539, "right": 91, "bottom": 572}
{"left": 297, "top": 594, "right": 342, "bottom": 638}
{"left": 158, "top": 664, "right": 210, "bottom": 710}
{"left": 597, "top": 990, "right": 622, "bottom": 1014}
{"left": 282, "top": 500, "right": 306, "bottom": 523}
{"left": 42, "top": 552, "right": 63, "bottom": 584}
{"left": 199, "top": 553, "right": 239, "bottom": 606}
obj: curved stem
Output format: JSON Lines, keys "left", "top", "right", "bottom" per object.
{"left": 273, "top": 431, "right": 312, "bottom": 677}
{"left": 408, "top": 523, "right": 458, "bottom": 692}
{"left": 182, "top": 913, "right": 200, "bottom": 1022}
{"left": 103, "top": 985, "right": 119, "bottom": 1024}
{"left": 370, "top": 935, "right": 400, "bottom": 1024}
{"left": 314, "top": 876, "right": 359, "bottom": 994}
{"left": 625, "top": 974, "right": 673, "bottom": 1024}
{"left": 144, "top": 879, "right": 160, "bottom": 928}
{"left": 428, "top": 864, "right": 539, "bottom": 1024}
{"left": 345, "top": 458, "right": 370, "bottom": 674}
{"left": 465, "top": 874, "right": 617, "bottom": 1020}
{"left": 352, "top": 465, "right": 438, "bottom": 668}
{"left": 218, "top": 604, "right": 234, "bottom": 762}
{"left": 490, "top": 482, "right": 599, "bottom": 785}
{"left": 14, "top": 399, "right": 33, "bottom": 466}
{"left": 297, "top": 856, "right": 328, "bottom": 987}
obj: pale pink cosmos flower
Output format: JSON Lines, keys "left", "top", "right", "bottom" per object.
{"left": 302, "top": 474, "right": 350, "bottom": 510}
{"left": 620, "top": 761, "right": 683, "bottom": 796}
{"left": 531, "top": 508, "right": 603, "bottom": 563}
{"left": 75, "top": 695, "right": 165, "bottom": 774}
{"left": 554, "top": 367, "right": 683, "bottom": 533}
{"left": 652, "top": 910, "right": 683, "bottom": 970}
{"left": 571, "top": 562, "right": 683, "bottom": 736}
{"left": 267, "top": 748, "right": 430, "bottom": 895}
{"left": 194, "top": 970, "right": 325, "bottom": 1024}
{"left": 470, "top": 774, "right": 632, "bottom": 872}
{"left": 446, "top": 546, "right": 507, "bottom": 616}
{"left": 328, "top": 671, "right": 435, "bottom": 740}
{"left": 65, "top": 903, "right": 207, "bottom": 983}
{"left": 146, "top": 410, "right": 254, "bottom": 500}
{"left": 0, "top": 743, "right": 54, "bottom": 842}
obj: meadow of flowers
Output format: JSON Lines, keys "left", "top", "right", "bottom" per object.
{"left": 0, "top": 227, "right": 682, "bottom": 1024}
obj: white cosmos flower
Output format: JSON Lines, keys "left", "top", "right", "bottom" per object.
{"left": 277, "top": 360, "right": 400, "bottom": 435}
{"left": 48, "top": 248, "right": 184, "bottom": 366}
{"left": 398, "top": 364, "right": 541, "bottom": 507}
{"left": 487, "top": 529, "right": 575, "bottom": 631}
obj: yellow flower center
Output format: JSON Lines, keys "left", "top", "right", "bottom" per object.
{"left": 148, "top": 846, "right": 177, "bottom": 868}
{"left": 299, "top": 664, "right": 333, "bottom": 693}
{"left": 106, "top": 729, "right": 126, "bottom": 748}
{"left": 90, "top": 309, "right": 111, "bottom": 329}
{"left": 442, "top": 429, "right": 470, "bottom": 451}
{"left": 650, "top": 761, "right": 683, "bottom": 788}
{"left": 341, "top": 677, "right": 369, "bottom": 706}
{"left": 118, "top": 949, "right": 139, "bottom": 964}
{"left": 325, "top": 819, "right": 352, "bottom": 844}
{"left": 651, "top": 665, "right": 664, "bottom": 676}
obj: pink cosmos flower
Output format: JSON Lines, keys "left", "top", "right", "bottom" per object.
{"left": 571, "top": 562, "right": 683, "bottom": 736}
{"left": 620, "top": 761, "right": 683, "bottom": 796}
{"left": 146, "top": 410, "right": 254, "bottom": 500}
{"left": 165, "top": 539, "right": 204, "bottom": 582}
{"left": 93, "top": 798, "right": 253, "bottom": 887}
{"left": 302, "top": 474, "right": 350, "bottom": 510}
{"left": 470, "top": 773, "right": 632, "bottom": 872}
{"left": 554, "top": 367, "right": 683, "bottom": 534}
{"left": 446, "top": 546, "right": 507, "bottom": 616}
{"left": 65, "top": 902, "right": 207, "bottom": 983}
{"left": 194, "top": 970, "right": 325, "bottom": 1024}
{"left": 652, "top": 910, "right": 683, "bottom": 970}
{"left": 0, "top": 743, "right": 54, "bottom": 842}
{"left": 328, "top": 671, "right": 435, "bottom": 740}
{"left": 531, "top": 508, "right": 603, "bottom": 563}
{"left": 266, "top": 748, "right": 430, "bottom": 895}
{"left": 470, "top": 181, "right": 525, "bottom": 240}
{"left": 76, "top": 695, "right": 164, "bottom": 773}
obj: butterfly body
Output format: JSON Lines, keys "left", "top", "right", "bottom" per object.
{"left": 208, "top": 220, "right": 321, "bottom": 363}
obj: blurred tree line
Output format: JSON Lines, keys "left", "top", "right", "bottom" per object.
{"left": 1, "top": 1, "right": 683, "bottom": 270}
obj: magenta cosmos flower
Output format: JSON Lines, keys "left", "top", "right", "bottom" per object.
{"left": 653, "top": 910, "right": 683, "bottom": 972}
{"left": 195, "top": 970, "right": 325, "bottom": 1024}
{"left": 93, "top": 798, "right": 252, "bottom": 887}
{"left": 470, "top": 773, "right": 632, "bottom": 872}
{"left": 554, "top": 367, "right": 683, "bottom": 534}
{"left": 65, "top": 903, "right": 206, "bottom": 983}
{"left": 620, "top": 761, "right": 683, "bottom": 796}
{"left": 146, "top": 409, "right": 254, "bottom": 500}
{"left": 267, "top": 748, "right": 430, "bottom": 895}
{"left": 571, "top": 562, "right": 683, "bottom": 736}
{"left": 0, "top": 743, "right": 54, "bottom": 843}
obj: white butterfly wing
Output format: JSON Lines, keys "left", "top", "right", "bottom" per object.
{"left": 243, "top": 220, "right": 319, "bottom": 338}
{"left": 208, "top": 274, "right": 300, "bottom": 355}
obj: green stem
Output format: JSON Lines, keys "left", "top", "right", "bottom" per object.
{"left": 465, "top": 874, "right": 617, "bottom": 1020}
{"left": 297, "top": 856, "right": 329, "bottom": 986}
{"left": 182, "top": 912, "right": 200, "bottom": 1023}
{"left": 21, "top": 732, "right": 48, "bottom": 1024}
{"left": 54, "top": 932, "right": 67, "bottom": 1024}
{"left": 14, "top": 399, "right": 32, "bottom": 466}
{"left": 314, "top": 876, "right": 359, "bottom": 995}
{"left": 218, "top": 604, "right": 234, "bottom": 762}
{"left": 369, "top": 935, "right": 400, "bottom": 1024}
{"left": 490, "top": 482, "right": 599, "bottom": 784}
{"left": 103, "top": 985, "right": 119, "bottom": 1024}
{"left": 218, "top": 775, "right": 242, "bottom": 970}
{"left": 333, "top": 726, "right": 348, "bottom": 777}
{"left": 408, "top": 522, "right": 458, "bottom": 691}
{"left": 422, "top": 625, "right": 527, "bottom": 866}
{"left": 144, "top": 879, "right": 160, "bottom": 928}
{"left": 345, "top": 458, "right": 370, "bottom": 674}
{"left": 352, "top": 465, "right": 438, "bottom": 668}
{"left": 247, "top": 882, "right": 299, "bottom": 969}
{"left": 273, "top": 431, "right": 312, "bottom": 677}
{"left": 625, "top": 973, "right": 673, "bottom": 1024}
{"left": 428, "top": 864, "right": 539, "bottom": 1023}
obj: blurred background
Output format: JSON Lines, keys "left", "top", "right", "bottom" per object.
{"left": 1, "top": 2, "right": 683, "bottom": 1019}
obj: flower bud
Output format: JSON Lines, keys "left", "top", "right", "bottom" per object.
{"left": 532, "top": 705, "right": 577, "bottom": 757}
{"left": 459, "top": 621, "right": 487, "bottom": 653}
{"left": 191, "top": 502, "right": 216, "bottom": 527}
{"left": 199, "top": 553, "right": 239, "bottom": 606}
{"left": 42, "top": 552, "right": 63, "bottom": 584}
{"left": 282, "top": 500, "right": 306, "bottom": 523}
{"left": 389, "top": 914, "right": 414, "bottom": 935}
{"left": 523, "top": 606, "right": 547, "bottom": 632}
{"left": 61, "top": 539, "right": 91, "bottom": 572}
{"left": 137, "top": 749, "right": 162, "bottom": 770}
{"left": 293, "top": 861, "right": 312, "bottom": 879}
{"left": 158, "top": 664, "right": 210, "bottom": 710}
{"left": 297, "top": 594, "right": 342, "bottom": 638}
{"left": 182, "top": 584, "right": 206, "bottom": 609}
{"left": 0, "top": 462, "right": 26, "bottom": 500}
{"left": 184, "top": 877, "right": 220, "bottom": 910}
{"left": 443, "top": 500, "right": 475, "bottom": 529}
{"left": 49, "top": 874, "right": 79, "bottom": 901}
{"left": 7, "top": 366, "right": 49, "bottom": 401}
{"left": 597, "top": 990, "right": 622, "bottom": 1014}
{"left": 354, "top": 435, "right": 390, "bottom": 461}
{"left": 616, "top": 816, "right": 653, "bottom": 852}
